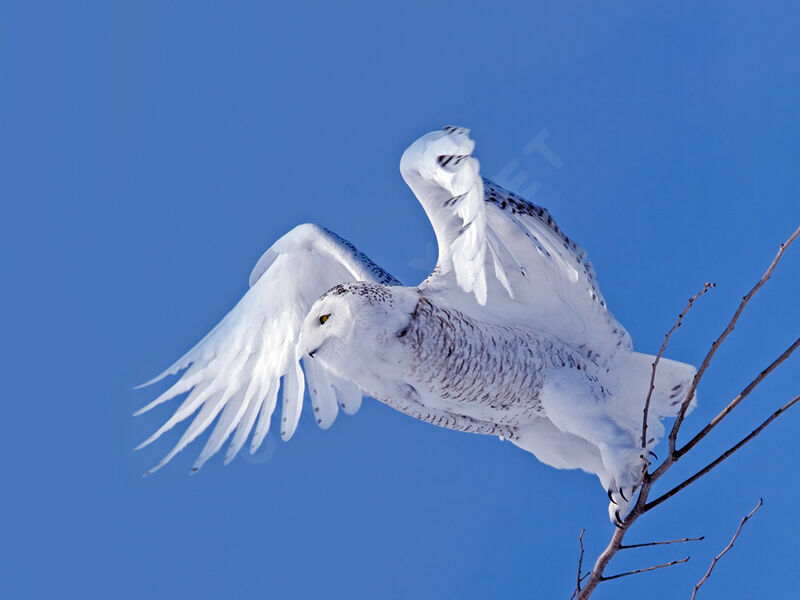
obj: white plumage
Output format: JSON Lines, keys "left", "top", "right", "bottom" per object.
{"left": 136, "top": 126, "right": 696, "bottom": 523}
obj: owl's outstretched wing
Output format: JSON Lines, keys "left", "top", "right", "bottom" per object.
{"left": 400, "top": 127, "right": 631, "bottom": 368}
{"left": 135, "top": 223, "right": 398, "bottom": 474}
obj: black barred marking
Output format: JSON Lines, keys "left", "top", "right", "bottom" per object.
{"left": 442, "top": 125, "right": 468, "bottom": 135}
{"left": 444, "top": 193, "right": 467, "bottom": 207}
{"left": 375, "top": 383, "right": 517, "bottom": 438}
{"left": 437, "top": 154, "right": 470, "bottom": 169}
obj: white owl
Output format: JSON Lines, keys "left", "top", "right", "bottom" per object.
{"left": 136, "top": 127, "right": 696, "bottom": 524}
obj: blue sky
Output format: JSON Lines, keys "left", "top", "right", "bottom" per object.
{"left": 2, "top": 2, "right": 799, "bottom": 598}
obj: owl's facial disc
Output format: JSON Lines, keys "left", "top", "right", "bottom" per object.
{"left": 299, "top": 283, "right": 419, "bottom": 389}
{"left": 307, "top": 312, "right": 333, "bottom": 357}
{"left": 299, "top": 295, "right": 352, "bottom": 363}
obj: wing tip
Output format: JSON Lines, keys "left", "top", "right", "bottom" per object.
{"left": 132, "top": 377, "right": 159, "bottom": 391}
{"left": 133, "top": 434, "right": 158, "bottom": 452}
{"left": 133, "top": 363, "right": 185, "bottom": 390}
{"left": 142, "top": 463, "right": 162, "bottom": 477}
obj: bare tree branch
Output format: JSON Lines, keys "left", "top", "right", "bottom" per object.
{"left": 677, "top": 336, "right": 800, "bottom": 459}
{"left": 600, "top": 556, "right": 690, "bottom": 582}
{"left": 668, "top": 225, "right": 800, "bottom": 455}
{"left": 691, "top": 499, "right": 763, "bottom": 600}
{"left": 641, "top": 283, "right": 715, "bottom": 450}
{"left": 619, "top": 536, "right": 704, "bottom": 550}
{"left": 646, "top": 394, "right": 800, "bottom": 512}
{"left": 572, "top": 225, "right": 800, "bottom": 600}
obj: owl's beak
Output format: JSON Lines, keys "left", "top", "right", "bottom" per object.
{"left": 304, "top": 339, "right": 328, "bottom": 359}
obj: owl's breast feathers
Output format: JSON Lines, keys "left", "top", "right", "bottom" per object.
{"left": 394, "top": 297, "right": 595, "bottom": 431}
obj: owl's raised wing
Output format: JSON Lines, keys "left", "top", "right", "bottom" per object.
{"left": 135, "top": 223, "right": 398, "bottom": 474}
{"left": 400, "top": 127, "right": 490, "bottom": 304}
{"left": 400, "top": 127, "right": 631, "bottom": 368}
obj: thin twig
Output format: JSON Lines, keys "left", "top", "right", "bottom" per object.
{"left": 576, "top": 529, "right": 585, "bottom": 591}
{"left": 691, "top": 499, "right": 763, "bottom": 600}
{"left": 646, "top": 394, "right": 800, "bottom": 512}
{"left": 677, "top": 336, "right": 800, "bottom": 458}
{"left": 620, "top": 536, "right": 704, "bottom": 550}
{"left": 600, "top": 556, "right": 690, "bottom": 582}
{"left": 668, "top": 225, "right": 800, "bottom": 455}
{"left": 641, "top": 283, "right": 715, "bottom": 450}
{"left": 570, "top": 529, "right": 587, "bottom": 600}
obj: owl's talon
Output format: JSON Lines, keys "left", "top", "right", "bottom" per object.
{"left": 607, "top": 489, "right": 617, "bottom": 505}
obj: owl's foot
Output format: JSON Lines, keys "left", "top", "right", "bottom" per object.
{"left": 613, "top": 509, "right": 625, "bottom": 528}
{"left": 607, "top": 480, "right": 638, "bottom": 525}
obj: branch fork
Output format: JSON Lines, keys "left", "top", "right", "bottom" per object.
{"left": 573, "top": 225, "right": 799, "bottom": 600}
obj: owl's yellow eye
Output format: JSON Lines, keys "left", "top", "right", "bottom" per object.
{"left": 319, "top": 314, "right": 330, "bottom": 325}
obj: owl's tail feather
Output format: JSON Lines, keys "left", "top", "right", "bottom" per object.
{"left": 612, "top": 351, "right": 697, "bottom": 448}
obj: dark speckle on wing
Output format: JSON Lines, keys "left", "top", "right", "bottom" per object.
{"left": 483, "top": 177, "right": 603, "bottom": 298}
{"left": 321, "top": 227, "right": 400, "bottom": 286}
{"left": 480, "top": 178, "right": 631, "bottom": 359}
{"left": 322, "top": 281, "right": 396, "bottom": 307}
{"left": 483, "top": 178, "right": 583, "bottom": 260}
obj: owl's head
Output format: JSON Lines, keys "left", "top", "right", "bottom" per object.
{"left": 298, "top": 282, "right": 418, "bottom": 382}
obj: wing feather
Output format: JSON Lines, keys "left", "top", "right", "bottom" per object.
{"left": 333, "top": 378, "right": 363, "bottom": 415}
{"left": 280, "top": 359, "right": 305, "bottom": 441}
{"left": 224, "top": 376, "right": 265, "bottom": 464}
{"left": 136, "top": 223, "right": 398, "bottom": 471}
{"left": 303, "top": 357, "right": 340, "bottom": 429}
{"left": 251, "top": 380, "right": 279, "bottom": 453}
{"left": 194, "top": 386, "right": 250, "bottom": 471}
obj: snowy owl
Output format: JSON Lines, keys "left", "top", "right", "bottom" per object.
{"left": 136, "top": 126, "right": 696, "bottom": 524}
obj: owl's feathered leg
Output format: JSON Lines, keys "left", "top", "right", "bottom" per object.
{"left": 538, "top": 368, "right": 645, "bottom": 524}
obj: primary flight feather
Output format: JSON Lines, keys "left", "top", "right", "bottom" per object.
{"left": 136, "top": 126, "right": 696, "bottom": 523}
